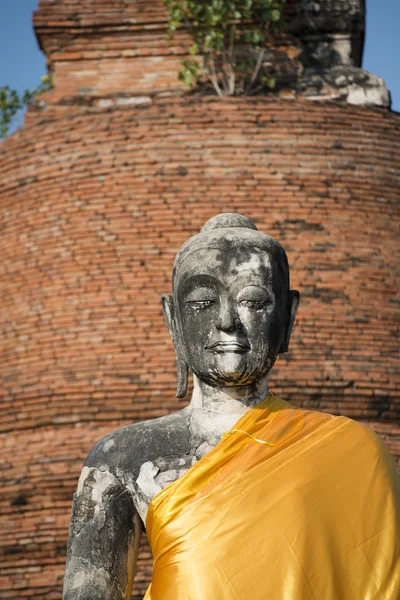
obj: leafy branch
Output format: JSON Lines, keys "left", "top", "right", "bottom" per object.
{"left": 0, "top": 75, "right": 53, "bottom": 138}
{"left": 164, "top": 0, "right": 286, "bottom": 96}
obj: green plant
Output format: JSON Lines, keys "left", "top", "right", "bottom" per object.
{"left": 164, "top": 0, "right": 286, "bottom": 96}
{"left": 0, "top": 75, "right": 53, "bottom": 138}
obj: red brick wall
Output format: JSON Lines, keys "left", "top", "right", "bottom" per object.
{"left": 32, "top": 0, "right": 366, "bottom": 105}
{"left": 1, "top": 95, "right": 399, "bottom": 599}
{"left": 33, "top": 0, "right": 205, "bottom": 100}
{"left": 31, "top": 0, "right": 340, "bottom": 103}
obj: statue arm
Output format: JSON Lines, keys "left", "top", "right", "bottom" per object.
{"left": 62, "top": 464, "right": 142, "bottom": 600}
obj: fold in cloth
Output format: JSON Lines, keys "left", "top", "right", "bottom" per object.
{"left": 144, "top": 394, "right": 400, "bottom": 599}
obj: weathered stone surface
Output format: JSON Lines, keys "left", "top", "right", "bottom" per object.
{"left": 293, "top": 0, "right": 365, "bottom": 36}
{"left": 63, "top": 214, "right": 301, "bottom": 597}
{"left": 298, "top": 65, "right": 390, "bottom": 106}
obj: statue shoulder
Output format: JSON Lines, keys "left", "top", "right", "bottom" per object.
{"left": 84, "top": 408, "right": 192, "bottom": 480}
{"left": 335, "top": 415, "right": 397, "bottom": 468}
{"left": 339, "top": 415, "right": 385, "bottom": 444}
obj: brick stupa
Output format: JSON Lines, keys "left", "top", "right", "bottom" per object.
{"left": 0, "top": 1, "right": 398, "bottom": 598}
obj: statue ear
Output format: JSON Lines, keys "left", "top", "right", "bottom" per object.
{"left": 279, "top": 290, "right": 300, "bottom": 354}
{"left": 161, "top": 294, "right": 175, "bottom": 341}
{"left": 161, "top": 294, "right": 188, "bottom": 399}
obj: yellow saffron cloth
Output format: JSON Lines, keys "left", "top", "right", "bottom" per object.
{"left": 144, "top": 394, "right": 400, "bottom": 599}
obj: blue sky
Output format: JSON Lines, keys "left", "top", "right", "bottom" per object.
{"left": 0, "top": 0, "right": 399, "bottom": 133}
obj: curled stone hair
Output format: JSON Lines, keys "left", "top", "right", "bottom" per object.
{"left": 200, "top": 213, "right": 258, "bottom": 232}
{"left": 172, "top": 213, "right": 289, "bottom": 295}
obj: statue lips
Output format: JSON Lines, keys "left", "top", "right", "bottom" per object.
{"left": 207, "top": 339, "right": 250, "bottom": 353}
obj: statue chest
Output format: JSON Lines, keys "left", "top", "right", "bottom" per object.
{"left": 132, "top": 409, "right": 244, "bottom": 523}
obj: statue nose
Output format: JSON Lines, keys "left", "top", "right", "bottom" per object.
{"left": 215, "top": 301, "right": 240, "bottom": 332}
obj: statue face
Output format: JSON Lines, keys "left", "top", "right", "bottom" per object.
{"left": 175, "top": 245, "right": 289, "bottom": 388}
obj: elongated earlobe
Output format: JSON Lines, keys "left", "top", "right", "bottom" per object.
{"left": 280, "top": 290, "right": 300, "bottom": 353}
{"left": 176, "top": 354, "right": 188, "bottom": 398}
{"left": 161, "top": 294, "right": 189, "bottom": 398}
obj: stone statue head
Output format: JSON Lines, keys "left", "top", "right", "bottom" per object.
{"left": 162, "top": 214, "right": 300, "bottom": 398}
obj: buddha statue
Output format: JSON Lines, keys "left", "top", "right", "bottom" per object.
{"left": 63, "top": 214, "right": 400, "bottom": 600}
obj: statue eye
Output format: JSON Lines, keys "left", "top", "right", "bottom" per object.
{"left": 237, "top": 286, "right": 272, "bottom": 309}
{"left": 239, "top": 300, "right": 267, "bottom": 308}
{"left": 185, "top": 287, "right": 218, "bottom": 308}
{"left": 186, "top": 300, "right": 215, "bottom": 308}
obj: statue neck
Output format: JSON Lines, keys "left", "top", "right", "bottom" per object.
{"left": 189, "top": 374, "right": 270, "bottom": 416}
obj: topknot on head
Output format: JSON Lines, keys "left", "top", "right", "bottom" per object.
{"left": 201, "top": 213, "right": 258, "bottom": 233}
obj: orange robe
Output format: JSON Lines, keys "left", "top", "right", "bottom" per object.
{"left": 145, "top": 395, "right": 400, "bottom": 599}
